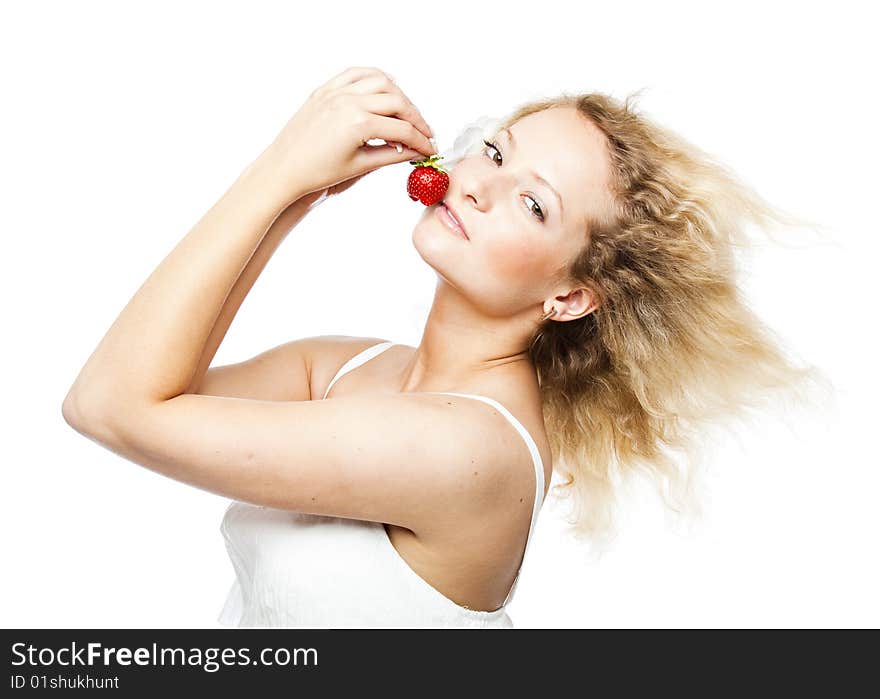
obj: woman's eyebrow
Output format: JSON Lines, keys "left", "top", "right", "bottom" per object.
{"left": 499, "top": 127, "right": 565, "bottom": 222}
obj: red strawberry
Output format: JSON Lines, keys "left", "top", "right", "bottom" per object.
{"left": 407, "top": 154, "right": 449, "bottom": 206}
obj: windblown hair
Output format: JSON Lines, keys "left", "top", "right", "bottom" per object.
{"left": 493, "top": 91, "right": 827, "bottom": 555}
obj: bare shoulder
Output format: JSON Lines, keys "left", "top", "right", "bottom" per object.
{"left": 312, "top": 334, "right": 394, "bottom": 361}
{"left": 308, "top": 334, "right": 396, "bottom": 399}
{"left": 189, "top": 334, "right": 390, "bottom": 403}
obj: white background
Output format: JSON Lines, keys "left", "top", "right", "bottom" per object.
{"left": 1, "top": 0, "right": 876, "bottom": 628}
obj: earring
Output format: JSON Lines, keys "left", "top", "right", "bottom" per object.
{"left": 541, "top": 306, "right": 557, "bottom": 321}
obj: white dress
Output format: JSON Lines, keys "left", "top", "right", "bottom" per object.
{"left": 217, "top": 341, "right": 546, "bottom": 628}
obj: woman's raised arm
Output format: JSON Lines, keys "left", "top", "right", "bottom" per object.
{"left": 62, "top": 66, "right": 435, "bottom": 427}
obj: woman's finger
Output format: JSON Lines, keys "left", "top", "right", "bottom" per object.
{"left": 359, "top": 138, "right": 405, "bottom": 153}
{"left": 363, "top": 113, "right": 436, "bottom": 157}
{"left": 355, "top": 141, "right": 424, "bottom": 171}
{"left": 340, "top": 72, "right": 395, "bottom": 92}
{"left": 356, "top": 92, "right": 434, "bottom": 144}
{"left": 341, "top": 74, "right": 434, "bottom": 139}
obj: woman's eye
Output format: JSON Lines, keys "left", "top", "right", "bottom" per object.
{"left": 523, "top": 195, "right": 545, "bottom": 222}
{"left": 483, "top": 139, "right": 503, "bottom": 166}
{"left": 481, "top": 139, "right": 546, "bottom": 223}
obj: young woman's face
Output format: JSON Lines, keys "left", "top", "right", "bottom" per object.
{"left": 412, "top": 106, "right": 614, "bottom": 317}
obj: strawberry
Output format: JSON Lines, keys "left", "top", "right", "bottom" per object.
{"left": 407, "top": 154, "right": 449, "bottom": 206}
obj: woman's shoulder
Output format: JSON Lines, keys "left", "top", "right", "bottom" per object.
{"left": 308, "top": 335, "right": 401, "bottom": 399}
{"left": 313, "top": 334, "right": 401, "bottom": 363}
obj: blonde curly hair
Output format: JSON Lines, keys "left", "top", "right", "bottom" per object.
{"left": 491, "top": 90, "right": 828, "bottom": 555}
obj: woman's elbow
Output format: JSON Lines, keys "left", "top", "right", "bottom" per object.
{"left": 62, "top": 390, "right": 106, "bottom": 434}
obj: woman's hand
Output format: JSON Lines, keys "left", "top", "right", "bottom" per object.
{"left": 258, "top": 66, "right": 437, "bottom": 205}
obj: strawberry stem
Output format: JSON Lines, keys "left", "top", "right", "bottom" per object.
{"left": 409, "top": 154, "right": 447, "bottom": 173}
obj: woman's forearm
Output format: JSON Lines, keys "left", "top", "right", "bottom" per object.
{"left": 182, "top": 194, "right": 317, "bottom": 395}
{"left": 64, "top": 154, "right": 306, "bottom": 417}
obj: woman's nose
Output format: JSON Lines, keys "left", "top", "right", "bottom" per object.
{"left": 455, "top": 167, "right": 502, "bottom": 210}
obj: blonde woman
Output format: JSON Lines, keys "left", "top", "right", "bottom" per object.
{"left": 62, "top": 66, "right": 818, "bottom": 628}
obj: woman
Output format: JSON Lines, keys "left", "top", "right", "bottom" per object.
{"left": 62, "top": 66, "right": 819, "bottom": 628}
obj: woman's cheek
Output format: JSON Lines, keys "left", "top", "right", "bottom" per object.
{"left": 483, "top": 235, "right": 550, "bottom": 281}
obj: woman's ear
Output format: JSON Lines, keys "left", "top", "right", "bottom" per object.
{"left": 550, "top": 286, "right": 599, "bottom": 320}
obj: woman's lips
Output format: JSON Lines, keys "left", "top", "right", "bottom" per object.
{"left": 435, "top": 202, "right": 469, "bottom": 240}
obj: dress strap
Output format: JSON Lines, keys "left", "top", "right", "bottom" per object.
{"left": 425, "top": 391, "right": 546, "bottom": 607}
{"left": 322, "top": 341, "right": 395, "bottom": 400}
